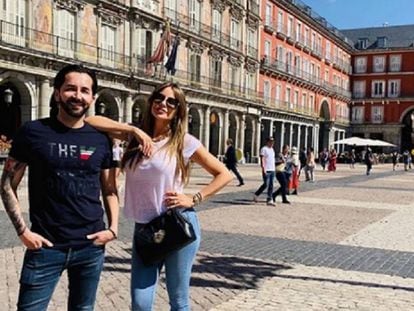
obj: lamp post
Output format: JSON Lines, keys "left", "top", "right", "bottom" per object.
{"left": 4, "top": 89, "right": 13, "bottom": 106}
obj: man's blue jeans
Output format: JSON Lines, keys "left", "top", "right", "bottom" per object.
{"left": 254, "top": 171, "right": 275, "bottom": 202}
{"left": 131, "top": 208, "right": 201, "bottom": 311}
{"left": 17, "top": 244, "right": 105, "bottom": 311}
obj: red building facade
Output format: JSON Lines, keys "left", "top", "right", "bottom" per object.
{"left": 342, "top": 25, "right": 414, "bottom": 151}
{"left": 258, "top": 0, "right": 352, "bottom": 154}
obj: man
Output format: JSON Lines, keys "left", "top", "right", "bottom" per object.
{"left": 224, "top": 138, "right": 244, "bottom": 186}
{"left": 0, "top": 64, "right": 119, "bottom": 310}
{"left": 253, "top": 137, "right": 276, "bottom": 206}
{"left": 364, "top": 147, "right": 374, "bottom": 175}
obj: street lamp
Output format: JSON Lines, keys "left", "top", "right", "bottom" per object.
{"left": 4, "top": 89, "right": 13, "bottom": 106}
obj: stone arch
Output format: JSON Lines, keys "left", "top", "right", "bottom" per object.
{"left": 95, "top": 90, "right": 120, "bottom": 121}
{"left": 228, "top": 112, "right": 238, "bottom": 144}
{"left": 0, "top": 75, "right": 33, "bottom": 139}
{"left": 132, "top": 95, "right": 148, "bottom": 126}
{"left": 319, "top": 99, "right": 331, "bottom": 152}
{"left": 400, "top": 106, "right": 414, "bottom": 152}
{"left": 188, "top": 106, "right": 201, "bottom": 139}
{"left": 209, "top": 110, "right": 221, "bottom": 156}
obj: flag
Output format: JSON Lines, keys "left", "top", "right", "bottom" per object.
{"left": 165, "top": 36, "right": 179, "bottom": 75}
{"left": 147, "top": 21, "right": 171, "bottom": 64}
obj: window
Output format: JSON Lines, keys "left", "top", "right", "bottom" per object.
{"left": 388, "top": 80, "right": 400, "bottom": 97}
{"left": 371, "top": 106, "right": 384, "bottom": 123}
{"left": 101, "top": 24, "right": 116, "bottom": 67}
{"left": 211, "top": 9, "right": 221, "bottom": 42}
{"left": 190, "top": 53, "right": 201, "bottom": 83}
{"left": 325, "top": 40, "right": 331, "bottom": 60}
{"left": 229, "top": 65, "right": 240, "bottom": 91}
{"left": 263, "top": 80, "right": 271, "bottom": 103}
{"left": 372, "top": 80, "right": 385, "bottom": 97}
{"left": 311, "top": 32, "right": 316, "bottom": 50}
{"left": 230, "top": 19, "right": 240, "bottom": 49}
{"left": 389, "top": 54, "right": 401, "bottom": 72}
{"left": 353, "top": 81, "right": 365, "bottom": 98}
{"left": 245, "top": 73, "right": 256, "bottom": 97}
{"left": 357, "top": 38, "right": 368, "bottom": 49}
{"left": 264, "top": 40, "right": 271, "bottom": 58}
{"left": 138, "top": 29, "right": 153, "bottom": 61}
{"left": 377, "top": 36, "right": 387, "bottom": 48}
{"left": 287, "top": 16, "right": 293, "bottom": 37}
{"left": 210, "top": 58, "right": 221, "bottom": 87}
{"left": 295, "top": 22, "right": 301, "bottom": 42}
{"left": 293, "top": 90, "right": 299, "bottom": 109}
{"left": 373, "top": 55, "right": 386, "bottom": 73}
{"left": 285, "top": 86, "right": 291, "bottom": 107}
{"left": 55, "top": 9, "right": 75, "bottom": 58}
{"left": 2, "top": 0, "right": 26, "bottom": 46}
{"left": 301, "top": 93, "right": 307, "bottom": 109}
{"left": 324, "top": 69, "right": 329, "bottom": 82}
{"left": 354, "top": 57, "right": 367, "bottom": 73}
{"left": 189, "top": 0, "right": 201, "bottom": 33}
{"left": 309, "top": 94, "right": 314, "bottom": 113}
{"left": 265, "top": 3, "right": 272, "bottom": 27}
{"left": 352, "top": 106, "right": 364, "bottom": 123}
{"left": 275, "top": 84, "right": 281, "bottom": 106}
{"left": 277, "top": 10, "right": 283, "bottom": 33}
{"left": 165, "top": 0, "right": 177, "bottom": 20}
{"left": 304, "top": 27, "right": 309, "bottom": 47}
{"left": 294, "top": 55, "right": 301, "bottom": 76}
{"left": 286, "top": 50, "right": 293, "bottom": 73}
{"left": 247, "top": 28, "right": 257, "bottom": 57}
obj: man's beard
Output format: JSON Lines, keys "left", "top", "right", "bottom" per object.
{"left": 59, "top": 98, "right": 90, "bottom": 118}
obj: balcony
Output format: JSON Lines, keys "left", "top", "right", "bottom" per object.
{"left": 264, "top": 19, "right": 275, "bottom": 34}
{"left": 247, "top": 1, "right": 260, "bottom": 17}
{"left": 163, "top": 8, "right": 244, "bottom": 54}
{"left": 260, "top": 55, "right": 351, "bottom": 99}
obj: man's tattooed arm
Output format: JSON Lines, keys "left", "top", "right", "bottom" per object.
{"left": 0, "top": 157, "right": 27, "bottom": 236}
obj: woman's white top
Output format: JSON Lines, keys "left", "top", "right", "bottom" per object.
{"left": 123, "top": 133, "right": 201, "bottom": 223}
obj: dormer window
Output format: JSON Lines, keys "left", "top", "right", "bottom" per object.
{"left": 377, "top": 36, "right": 387, "bottom": 48}
{"left": 357, "top": 38, "right": 368, "bottom": 49}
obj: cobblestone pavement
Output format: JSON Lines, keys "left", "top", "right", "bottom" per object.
{"left": 1, "top": 162, "right": 414, "bottom": 310}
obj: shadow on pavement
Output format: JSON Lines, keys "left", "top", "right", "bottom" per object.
{"left": 103, "top": 250, "right": 292, "bottom": 290}
{"left": 191, "top": 253, "right": 292, "bottom": 289}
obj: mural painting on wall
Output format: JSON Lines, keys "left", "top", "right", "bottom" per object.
{"left": 79, "top": 6, "right": 98, "bottom": 62}
{"left": 33, "top": 0, "right": 53, "bottom": 51}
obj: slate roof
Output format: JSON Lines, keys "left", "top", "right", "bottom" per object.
{"left": 340, "top": 24, "right": 414, "bottom": 50}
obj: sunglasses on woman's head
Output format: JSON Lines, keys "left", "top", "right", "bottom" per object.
{"left": 153, "top": 92, "right": 180, "bottom": 109}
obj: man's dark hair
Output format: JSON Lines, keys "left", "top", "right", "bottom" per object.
{"left": 53, "top": 64, "right": 98, "bottom": 95}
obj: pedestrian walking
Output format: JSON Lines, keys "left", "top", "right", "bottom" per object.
{"left": 402, "top": 150, "right": 410, "bottom": 171}
{"left": 392, "top": 151, "right": 399, "bottom": 171}
{"left": 288, "top": 146, "right": 300, "bottom": 195}
{"left": 253, "top": 137, "right": 276, "bottom": 205}
{"left": 272, "top": 144, "right": 291, "bottom": 204}
{"left": 328, "top": 149, "right": 337, "bottom": 172}
{"left": 305, "top": 147, "right": 316, "bottom": 182}
{"left": 86, "top": 82, "right": 232, "bottom": 311}
{"left": 349, "top": 149, "right": 356, "bottom": 168}
{"left": 365, "top": 147, "right": 374, "bottom": 175}
{"left": 224, "top": 138, "right": 244, "bottom": 186}
{"left": 299, "top": 147, "right": 307, "bottom": 176}
{"left": 0, "top": 64, "right": 120, "bottom": 311}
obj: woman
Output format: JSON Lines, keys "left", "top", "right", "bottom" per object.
{"left": 305, "top": 147, "right": 315, "bottom": 182}
{"left": 86, "top": 82, "right": 232, "bottom": 310}
{"left": 328, "top": 149, "right": 337, "bottom": 172}
{"left": 272, "top": 144, "right": 291, "bottom": 204}
{"left": 288, "top": 146, "right": 300, "bottom": 195}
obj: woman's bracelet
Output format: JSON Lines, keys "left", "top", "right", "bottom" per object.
{"left": 192, "top": 192, "right": 203, "bottom": 207}
{"left": 108, "top": 228, "right": 117, "bottom": 239}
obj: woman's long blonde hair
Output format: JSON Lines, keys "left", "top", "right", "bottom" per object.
{"left": 121, "top": 82, "right": 191, "bottom": 184}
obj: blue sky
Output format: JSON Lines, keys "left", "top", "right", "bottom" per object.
{"left": 302, "top": 0, "right": 414, "bottom": 29}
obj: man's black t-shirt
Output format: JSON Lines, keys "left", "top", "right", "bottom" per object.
{"left": 9, "top": 118, "right": 113, "bottom": 249}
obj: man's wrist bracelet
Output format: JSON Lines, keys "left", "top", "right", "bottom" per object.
{"left": 108, "top": 228, "right": 117, "bottom": 239}
{"left": 192, "top": 192, "right": 203, "bottom": 206}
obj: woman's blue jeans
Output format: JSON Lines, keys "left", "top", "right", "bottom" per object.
{"left": 17, "top": 244, "right": 105, "bottom": 311}
{"left": 131, "top": 208, "right": 201, "bottom": 311}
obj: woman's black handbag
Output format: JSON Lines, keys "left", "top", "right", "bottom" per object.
{"left": 134, "top": 208, "right": 196, "bottom": 265}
